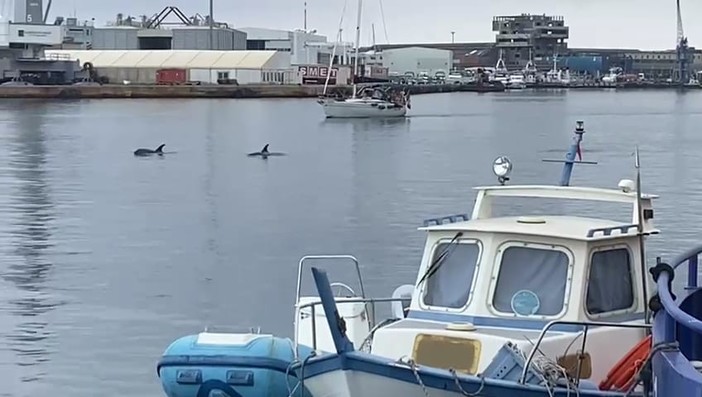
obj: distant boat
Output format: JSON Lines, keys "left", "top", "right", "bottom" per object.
{"left": 317, "top": 0, "right": 410, "bottom": 119}
{"left": 319, "top": 85, "right": 410, "bottom": 119}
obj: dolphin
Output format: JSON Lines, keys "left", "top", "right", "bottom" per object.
{"left": 247, "top": 144, "right": 285, "bottom": 158}
{"left": 134, "top": 144, "right": 165, "bottom": 156}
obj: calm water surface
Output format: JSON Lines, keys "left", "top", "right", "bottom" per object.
{"left": 1, "top": 90, "right": 701, "bottom": 396}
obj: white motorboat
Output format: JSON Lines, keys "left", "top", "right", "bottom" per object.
{"left": 287, "top": 121, "right": 664, "bottom": 397}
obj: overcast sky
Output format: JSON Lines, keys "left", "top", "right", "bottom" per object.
{"left": 52, "top": 0, "right": 701, "bottom": 50}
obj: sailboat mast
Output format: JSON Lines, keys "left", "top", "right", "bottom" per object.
{"left": 352, "top": 0, "right": 363, "bottom": 98}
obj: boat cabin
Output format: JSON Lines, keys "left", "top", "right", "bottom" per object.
{"left": 367, "top": 182, "right": 657, "bottom": 383}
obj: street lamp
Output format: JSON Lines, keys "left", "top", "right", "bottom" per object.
{"left": 209, "top": 0, "right": 214, "bottom": 50}
{"left": 451, "top": 31, "right": 455, "bottom": 43}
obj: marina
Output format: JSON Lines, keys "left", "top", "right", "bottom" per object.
{"left": 2, "top": 87, "right": 702, "bottom": 396}
{"left": 2, "top": 0, "right": 702, "bottom": 395}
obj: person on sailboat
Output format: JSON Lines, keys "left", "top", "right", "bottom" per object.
{"left": 403, "top": 91, "right": 411, "bottom": 110}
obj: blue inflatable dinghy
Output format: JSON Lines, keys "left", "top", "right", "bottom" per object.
{"left": 157, "top": 332, "right": 314, "bottom": 397}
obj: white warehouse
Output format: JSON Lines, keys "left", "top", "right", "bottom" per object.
{"left": 238, "top": 27, "right": 332, "bottom": 65}
{"left": 368, "top": 46, "right": 452, "bottom": 77}
{"left": 44, "top": 49, "right": 295, "bottom": 84}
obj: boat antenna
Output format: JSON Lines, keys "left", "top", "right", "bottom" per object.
{"left": 542, "top": 120, "right": 597, "bottom": 186}
{"left": 634, "top": 146, "right": 650, "bottom": 324}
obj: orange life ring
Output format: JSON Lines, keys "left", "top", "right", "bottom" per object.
{"left": 599, "top": 334, "right": 652, "bottom": 391}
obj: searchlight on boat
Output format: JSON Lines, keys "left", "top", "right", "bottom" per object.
{"left": 492, "top": 156, "right": 513, "bottom": 185}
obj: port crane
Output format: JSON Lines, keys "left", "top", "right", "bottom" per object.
{"left": 674, "top": 0, "right": 692, "bottom": 85}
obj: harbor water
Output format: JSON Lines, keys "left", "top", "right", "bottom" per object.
{"left": 1, "top": 90, "right": 701, "bottom": 396}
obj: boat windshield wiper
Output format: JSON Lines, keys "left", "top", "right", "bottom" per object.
{"left": 417, "top": 232, "right": 463, "bottom": 286}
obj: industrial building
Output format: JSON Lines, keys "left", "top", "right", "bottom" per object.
{"left": 620, "top": 49, "right": 702, "bottom": 79}
{"left": 59, "top": 7, "right": 247, "bottom": 51}
{"left": 238, "top": 27, "right": 332, "bottom": 66}
{"left": 44, "top": 49, "right": 296, "bottom": 84}
{"left": 0, "top": 0, "right": 85, "bottom": 83}
{"left": 362, "top": 46, "right": 453, "bottom": 77}
{"left": 88, "top": 26, "right": 247, "bottom": 51}
{"left": 365, "top": 42, "right": 496, "bottom": 71}
{"left": 492, "top": 14, "right": 569, "bottom": 70}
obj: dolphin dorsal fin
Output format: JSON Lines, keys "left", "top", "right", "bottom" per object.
{"left": 262, "top": 144, "right": 269, "bottom": 153}
{"left": 155, "top": 144, "right": 165, "bottom": 153}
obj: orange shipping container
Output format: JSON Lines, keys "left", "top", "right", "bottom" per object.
{"left": 156, "top": 68, "right": 188, "bottom": 85}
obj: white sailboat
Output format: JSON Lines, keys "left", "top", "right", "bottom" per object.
{"left": 318, "top": 0, "right": 409, "bottom": 119}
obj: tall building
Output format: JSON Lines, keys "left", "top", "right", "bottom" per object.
{"left": 492, "top": 14, "right": 569, "bottom": 70}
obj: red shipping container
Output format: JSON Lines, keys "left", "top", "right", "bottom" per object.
{"left": 156, "top": 68, "right": 187, "bottom": 85}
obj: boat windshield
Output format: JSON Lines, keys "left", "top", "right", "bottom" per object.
{"left": 491, "top": 244, "right": 571, "bottom": 317}
{"left": 421, "top": 235, "right": 482, "bottom": 309}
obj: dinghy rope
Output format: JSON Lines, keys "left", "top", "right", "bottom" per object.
{"left": 395, "top": 356, "right": 486, "bottom": 397}
{"left": 623, "top": 341, "right": 680, "bottom": 396}
{"left": 285, "top": 347, "right": 317, "bottom": 397}
{"left": 448, "top": 368, "right": 485, "bottom": 396}
{"left": 396, "top": 356, "right": 430, "bottom": 397}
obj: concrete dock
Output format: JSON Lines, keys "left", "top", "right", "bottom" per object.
{"left": 0, "top": 83, "right": 505, "bottom": 99}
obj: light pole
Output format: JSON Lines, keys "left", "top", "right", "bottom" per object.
{"left": 209, "top": 0, "right": 214, "bottom": 50}
{"left": 451, "top": 31, "right": 455, "bottom": 44}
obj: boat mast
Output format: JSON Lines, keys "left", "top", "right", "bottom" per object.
{"left": 323, "top": 0, "right": 350, "bottom": 96}
{"left": 323, "top": 29, "right": 341, "bottom": 96}
{"left": 352, "top": 0, "right": 363, "bottom": 99}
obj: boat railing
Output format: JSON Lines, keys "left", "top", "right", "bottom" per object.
{"left": 520, "top": 320, "right": 652, "bottom": 386}
{"left": 653, "top": 244, "right": 702, "bottom": 343}
{"left": 295, "top": 255, "right": 366, "bottom": 303}
{"left": 294, "top": 296, "right": 411, "bottom": 352}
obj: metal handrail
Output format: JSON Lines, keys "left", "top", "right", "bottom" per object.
{"left": 519, "top": 320, "right": 652, "bottom": 385}
{"left": 294, "top": 255, "right": 366, "bottom": 353}
{"left": 294, "top": 296, "right": 410, "bottom": 352}
{"left": 295, "top": 255, "right": 365, "bottom": 302}
{"left": 657, "top": 270, "right": 702, "bottom": 335}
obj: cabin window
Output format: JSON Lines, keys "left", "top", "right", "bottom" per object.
{"left": 492, "top": 245, "right": 570, "bottom": 316}
{"left": 586, "top": 248, "right": 634, "bottom": 315}
{"left": 422, "top": 240, "right": 481, "bottom": 309}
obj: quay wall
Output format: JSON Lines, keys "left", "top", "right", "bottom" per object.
{"left": 0, "top": 82, "right": 696, "bottom": 99}
{"left": 0, "top": 83, "right": 503, "bottom": 99}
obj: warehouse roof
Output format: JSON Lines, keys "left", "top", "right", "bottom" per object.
{"left": 44, "top": 50, "right": 281, "bottom": 69}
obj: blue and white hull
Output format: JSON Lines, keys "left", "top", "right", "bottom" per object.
{"left": 299, "top": 352, "right": 621, "bottom": 397}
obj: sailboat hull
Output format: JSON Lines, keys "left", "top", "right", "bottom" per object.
{"left": 319, "top": 98, "right": 407, "bottom": 119}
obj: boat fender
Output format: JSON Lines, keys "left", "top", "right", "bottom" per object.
{"left": 598, "top": 335, "right": 652, "bottom": 391}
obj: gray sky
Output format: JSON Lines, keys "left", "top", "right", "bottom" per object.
{"left": 53, "top": 0, "right": 701, "bottom": 50}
